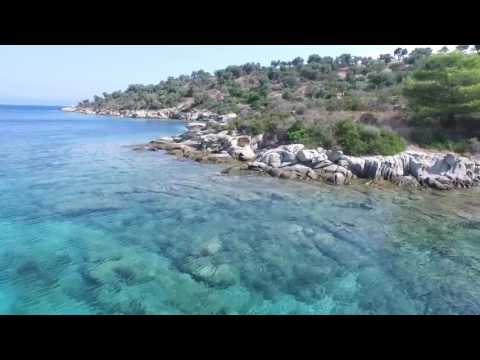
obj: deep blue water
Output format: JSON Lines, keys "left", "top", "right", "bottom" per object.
{"left": 1, "top": 105, "right": 480, "bottom": 314}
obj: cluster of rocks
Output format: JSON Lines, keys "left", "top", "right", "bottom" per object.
{"left": 253, "top": 146, "right": 480, "bottom": 189}
{"left": 142, "top": 121, "right": 480, "bottom": 190}
{"left": 62, "top": 106, "right": 237, "bottom": 125}
{"left": 249, "top": 145, "right": 354, "bottom": 185}
{"left": 141, "top": 121, "right": 260, "bottom": 164}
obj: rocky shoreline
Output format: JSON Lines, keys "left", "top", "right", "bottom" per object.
{"left": 62, "top": 106, "right": 238, "bottom": 124}
{"left": 138, "top": 120, "right": 480, "bottom": 191}
{"left": 63, "top": 106, "right": 480, "bottom": 191}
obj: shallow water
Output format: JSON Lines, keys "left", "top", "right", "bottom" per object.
{"left": 1, "top": 105, "right": 480, "bottom": 314}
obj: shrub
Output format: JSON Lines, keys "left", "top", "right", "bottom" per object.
{"left": 325, "top": 98, "right": 342, "bottom": 111}
{"left": 314, "top": 88, "right": 327, "bottom": 99}
{"left": 300, "top": 66, "right": 319, "bottom": 80}
{"left": 342, "top": 96, "right": 366, "bottom": 111}
{"left": 287, "top": 121, "right": 334, "bottom": 148}
{"left": 282, "top": 76, "right": 299, "bottom": 88}
{"left": 325, "top": 96, "right": 366, "bottom": 111}
{"left": 294, "top": 104, "right": 307, "bottom": 115}
{"left": 233, "top": 113, "right": 292, "bottom": 136}
{"left": 335, "top": 120, "right": 406, "bottom": 156}
{"left": 282, "top": 90, "right": 293, "bottom": 101}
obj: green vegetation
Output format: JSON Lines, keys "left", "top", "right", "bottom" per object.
{"left": 403, "top": 51, "right": 480, "bottom": 123}
{"left": 334, "top": 120, "right": 406, "bottom": 156}
{"left": 286, "top": 119, "right": 405, "bottom": 156}
{"left": 81, "top": 48, "right": 436, "bottom": 115}
{"left": 409, "top": 127, "right": 480, "bottom": 154}
{"left": 229, "top": 113, "right": 291, "bottom": 136}
{"left": 80, "top": 46, "right": 480, "bottom": 155}
{"left": 287, "top": 121, "right": 334, "bottom": 148}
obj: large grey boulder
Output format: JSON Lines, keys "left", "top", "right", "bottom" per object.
{"left": 230, "top": 145, "right": 256, "bottom": 161}
{"left": 326, "top": 150, "right": 344, "bottom": 163}
{"left": 334, "top": 150, "right": 480, "bottom": 190}
{"left": 316, "top": 164, "right": 353, "bottom": 185}
{"left": 296, "top": 149, "right": 319, "bottom": 162}
{"left": 277, "top": 164, "right": 313, "bottom": 180}
{"left": 257, "top": 144, "right": 304, "bottom": 167}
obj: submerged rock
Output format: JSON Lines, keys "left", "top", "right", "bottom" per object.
{"left": 199, "top": 237, "right": 222, "bottom": 256}
{"left": 182, "top": 256, "right": 238, "bottom": 288}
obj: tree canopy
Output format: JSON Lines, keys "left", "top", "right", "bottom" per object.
{"left": 403, "top": 51, "right": 480, "bottom": 121}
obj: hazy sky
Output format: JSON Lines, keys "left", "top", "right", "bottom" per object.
{"left": 0, "top": 45, "right": 456, "bottom": 106}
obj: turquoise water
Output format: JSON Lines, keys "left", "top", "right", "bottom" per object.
{"left": 1, "top": 105, "right": 480, "bottom": 314}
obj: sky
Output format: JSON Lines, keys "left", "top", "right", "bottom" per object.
{"left": 0, "top": 45, "right": 456, "bottom": 106}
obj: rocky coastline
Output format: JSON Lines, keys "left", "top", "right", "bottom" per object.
{"left": 62, "top": 106, "right": 238, "bottom": 124}
{"left": 63, "top": 106, "right": 480, "bottom": 191}
{"left": 138, "top": 120, "right": 480, "bottom": 191}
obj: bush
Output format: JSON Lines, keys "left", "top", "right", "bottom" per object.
{"left": 282, "top": 90, "right": 293, "bottom": 101}
{"left": 282, "top": 76, "right": 299, "bottom": 88}
{"left": 300, "top": 66, "right": 319, "bottom": 80}
{"left": 287, "top": 121, "right": 334, "bottom": 148}
{"left": 232, "top": 113, "right": 292, "bottom": 136}
{"left": 324, "top": 96, "right": 366, "bottom": 111}
{"left": 343, "top": 96, "right": 366, "bottom": 111}
{"left": 335, "top": 120, "right": 406, "bottom": 156}
{"left": 325, "top": 98, "right": 342, "bottom": 111}
{"left": 294, "top": 104, "right": 307, "bottom": 115}
{"left": 216, "top": 102, "right": 241, "bottom": 115}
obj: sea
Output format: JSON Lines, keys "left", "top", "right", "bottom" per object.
{"left": 1, "top": 104, "right": 480, "bottom": 314}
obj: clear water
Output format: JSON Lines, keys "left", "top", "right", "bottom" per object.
{"left": 1, "top": 105, "right": 480, "bottom": 314}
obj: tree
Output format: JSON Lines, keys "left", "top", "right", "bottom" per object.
{"left": 282, "top": 75, "right": 299, "bottom": 88}
{"left": 405, "top": 47, "right": 433, "bottom": 65}
{"left": 394, "top": 48, "right": 408, "bottom": 60}
{"left": 379, "top": 53, "right": 394, "bottom": 64}
{"left": 367, "top": 72, "right": 395, "bottom": 89}
{"left": 361, "top": 57, "right": 372, "bottom": 66}
{"left": 307, "top": 54, "right": 322, "bottom": 64}
{"left": 291, "top": 57, "right": 305, "bottom": 68}
{"left": 368, "top": 59, "right": 387, "bottom": 72}
{"left": 270, "top": 60, "right": 281, "bottom": 68}
{"left": 456, "top": 45, "right": 470, "bottom": 52}
{"left": 336, "top": 53, "right": 353, "bottom": 66}
{"left": 403, "top": 52, "right": 480, "bottom": 123}
{"left": 214, "top": 69, "right": 228, "bottom": 81}
{"left": 475, "top": 45, "right": 480, "bottom": 54}
{"left": 300, "top": 65, "right": 319, "bottom": 80}
{"left": 191, "top": 70, "right": 211, "bottom": 82}
{"left": 439, "top": 46, "right": 449, "bottom": 53}
{"left": 242, "top": 62, "right": 261, "bottom": 74}
{"left": 322, "top": 56, "right": 334, "bottom": 65}
{"left": 224, "top": 65, "right": 242, "bottom": 78}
